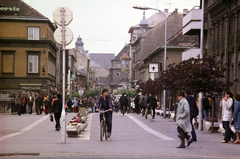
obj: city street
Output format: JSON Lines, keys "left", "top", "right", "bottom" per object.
{"left": 0, "top": 112, "right": 240, "bottom": 159}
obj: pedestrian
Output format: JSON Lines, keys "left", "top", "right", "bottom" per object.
{"left": 15, "top": 92, "right": 23, "bottom": 116}
{"left": 22, "top": 94, "right": 27, "bottom": 114}
{"left": 202, "top": 94, "right": 210, "bottom": 120}
{"left": 220, "top": 91, "right": 234, "bottom": 143}
{"left": 142, "top": 93, "right": 149, "bottom": 116}
{"left": 51, "top": 94, "right": 62, "bottom": 131}
{"left": 92, "top": 98, "right": 96, "bottom": 113}
{"left": 126, "top": 94, "right": 131, "bottom": 113}
{"left": 176, "top": 90, "right": 192, "bottom": 148}
{"left": 147, "top": 93, "right": 157, "bottom": 119}
{"left": 96, "top": 88, "right": 113, "bottom": 140}
{"left": 134, "top": 94, "right": 139, "bottom": 114}
{"left": 43, "top": 95, "right": 50, "bottom": 114}
{"left": 48, "top": 94, "right": 53, "bottom": 113}
{"left": 67, "top": 98, "right": 73, "bottom": 113}
{"left": 87, "top": 98, "right": 93, "bottom": 109}
{"left": 27, "top": 93, "right": 34, "bottom": 114}
{"left": 131, "top": 99, "right": 135, "bottom": 113}
{"left": 35, "top": 94, "right": 43, "bottom": 115}
{"left": 73, "top": 97, "right": 79, "bottom": 113}
{"left": 231, "top": 93, "right": 240, "bottom": 144}
{"left": 119, "top": 93, "right": 128, "bottom": 114}
{"left": 184, "top": 88, "right": 198, "bottom": 142}
{"left": 114, "top": 99, "right": 120, "bottom": 113}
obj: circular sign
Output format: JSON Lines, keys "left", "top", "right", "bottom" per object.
{"left": 53, "top": 6, "right": 73, "bottom": 26}
{"left": 54, "top": 27, "right": 73, "bottom": 45}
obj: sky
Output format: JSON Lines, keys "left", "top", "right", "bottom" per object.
{"left": 22, "top": 0, "right": 200, "bottom": 54}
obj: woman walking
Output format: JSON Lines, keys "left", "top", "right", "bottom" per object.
{"left": 231, "top": 93, "right": 240, "bottom": 144}
{"left": 220, "top": 91, "right": 234, "bottom": 143}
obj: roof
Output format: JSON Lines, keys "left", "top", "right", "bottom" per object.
{"left": 112, "top": 44, "right": 130, "bottom": 61}
{"left": 90, "top": 53, "right": 115, "bottom": 68}
{"left": 144, "top": 28, "right": 199, "bottom": 61}
{"left": 128, "top": 11, "right": 170, "bottom": 33}
{"left": 0, "top": 0, "right": 47, "bottom": 18}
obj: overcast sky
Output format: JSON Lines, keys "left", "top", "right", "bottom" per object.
{"left": 23, "top": 0, "right": 200, "bottom": 54}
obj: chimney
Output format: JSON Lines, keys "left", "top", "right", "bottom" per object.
{"left": 183, "top": 9, "right": 188, "bottom": 13}
{"left": 164, "top": 9, "right": 168, "bottom": 13}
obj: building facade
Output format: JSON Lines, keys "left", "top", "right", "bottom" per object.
{"left": 0, "top": 0, "right": 58, "bottom": 112}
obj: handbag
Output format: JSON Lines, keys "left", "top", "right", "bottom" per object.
{"left": 50, "top": 114, "right": 53, "bottom": 122}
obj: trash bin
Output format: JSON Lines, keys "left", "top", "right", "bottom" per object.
{"left": 11, "top": 102, "right": 18, "bottom": 113}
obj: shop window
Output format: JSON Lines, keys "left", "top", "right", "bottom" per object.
{"left": 28, "top": 55, "right": 38, "bottom": 73}
{"left": 28, "top": 27, "right": 39, "bottom": 40}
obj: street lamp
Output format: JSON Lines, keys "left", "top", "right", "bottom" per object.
{"left": 133, "top": 6, "right": 167, "bottom": 118}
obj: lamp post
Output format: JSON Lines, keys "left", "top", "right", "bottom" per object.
{"left": 133, "top": 6, "right": 167, "bottom": 118}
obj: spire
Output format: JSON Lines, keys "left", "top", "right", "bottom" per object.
{"left": 138, "top": 11, "right": 149, "bottom": 36}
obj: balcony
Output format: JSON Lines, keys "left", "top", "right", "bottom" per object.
{"left": 182, "top": 6, "right": 201, "bottom": 35}
{"left": 182, "top": 48, "right": 201, "bottom": 61}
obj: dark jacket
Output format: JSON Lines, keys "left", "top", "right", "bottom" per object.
{"left": 119, "top": 95, "right": 128, "bottom": 105}
{"left": 147, "top": 96, "right": 157, "bottom": 107}
{"left": 185, "top": 94, "right": 198, "bottom": 117}
{"left": 67, "top": 100, "right": 73, "bottom": 107}
{"left": 27, "top": 96, "right": 34, "bottom": 106}
{"left": 134, "top": 96, "right": 139, "bottom": 108}
{"left": 49, "top": 96, "right": 53, "bottom": 106}
{"left": 51, "top": 98, "right": 62, "bottom": 114}
{"left": 97, "top": 95, "right": 113, "bottom": 110}
{"left": 203, "top": 98, "right": 210, "bottom": 110}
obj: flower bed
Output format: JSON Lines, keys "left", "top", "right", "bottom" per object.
{"left": 66, "top": 113, "right": 88, "bottom": 137}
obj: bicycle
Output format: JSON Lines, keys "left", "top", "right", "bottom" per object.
{"left": 98, "top": 109, "right": 111, "bottom": 141}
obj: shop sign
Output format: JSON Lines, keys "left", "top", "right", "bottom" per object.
{"left": 21, "top": 86, "right": 41, "bottom": 90}
{"left": 0, "top": 7, "right": 20, "bottom": 12}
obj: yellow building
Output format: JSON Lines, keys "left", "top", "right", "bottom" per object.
{"left": 0, "top": 0, "right": 58, "bottom": 111}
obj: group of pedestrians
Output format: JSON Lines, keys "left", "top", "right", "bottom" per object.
{"left": 220, "top": 91, "right": 240, "bottom": 144}
{"left": 66, "top": 97, "right": 97, "bottom": 113}
{"left": 14, "top": 92, "right": 56, "bottom": 116}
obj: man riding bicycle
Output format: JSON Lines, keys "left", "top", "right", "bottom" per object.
{"left": 96, "top": 89, "right": 113, "bottom": 140}
{"left": 119, "top": 93, "right": 128, "bottom": 114}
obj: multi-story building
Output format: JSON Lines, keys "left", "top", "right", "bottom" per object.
{"left": 0, "top": 0, "right": 58, "bottom": 112}
{"left": 109, "top": 44, "right": 130, "bottom": 93}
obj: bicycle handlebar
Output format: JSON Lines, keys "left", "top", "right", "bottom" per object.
{"left": 97, "top": 109, "right": 112, "bottom": 113}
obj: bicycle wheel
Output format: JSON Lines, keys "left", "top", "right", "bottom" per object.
{"left": 100, "top": 120, "right": 104, "bottom": 141}
{"left": 105, "top": 124, "right": 108, "bottom": 140}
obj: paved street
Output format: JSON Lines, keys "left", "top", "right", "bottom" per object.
{"left": 0, "top": 112, "right": 240, "bottom": 159}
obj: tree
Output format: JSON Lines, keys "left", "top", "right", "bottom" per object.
{"left": 158, "top": 55, "right": 234, "bottom": 95}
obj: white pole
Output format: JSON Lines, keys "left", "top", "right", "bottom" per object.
{"left": 161, "top": 11, "right": 167, "bottom": 118}
{"left": 199, "top": 0, "right": 204, "bottom": 131}
{"left": 61, "top": 7, "right": 66, "bottom": 143}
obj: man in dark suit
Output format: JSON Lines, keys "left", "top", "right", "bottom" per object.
{"left": 51, "top": 94, "right": 62, "bottom": 131}
{"left": 185, "top": 88, "right": 198, "bottom": 142}
{"left": 27, "top": 93, "right": 34, "bottom": 114}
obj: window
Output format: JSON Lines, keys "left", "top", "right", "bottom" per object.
{"left": 28, "top": 55, "right": 38, "bottom": 73}
{"left": 117, "top": 72, "right": 121, "bottom": 76}
{"left": 1, "top": 51, "right": 14, "bottom": 73}
{"left": 28, "top": 27, "right": 39, "bottom": 40}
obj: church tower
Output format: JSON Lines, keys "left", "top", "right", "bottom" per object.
{"left": 138, "top": 11, "right": 149, "bottom": 36}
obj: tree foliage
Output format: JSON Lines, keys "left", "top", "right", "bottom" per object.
{"left": 82, "top": 88, "right": 101, "bottom": 98}
{"left": 120, "top": 89, "right": 137, "bottom": 98}
{"left": 138, "top": 55, "right": 235, "bottom": 95}
{"left": 158, "top": 55, "right": 234, "bottom": 94}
